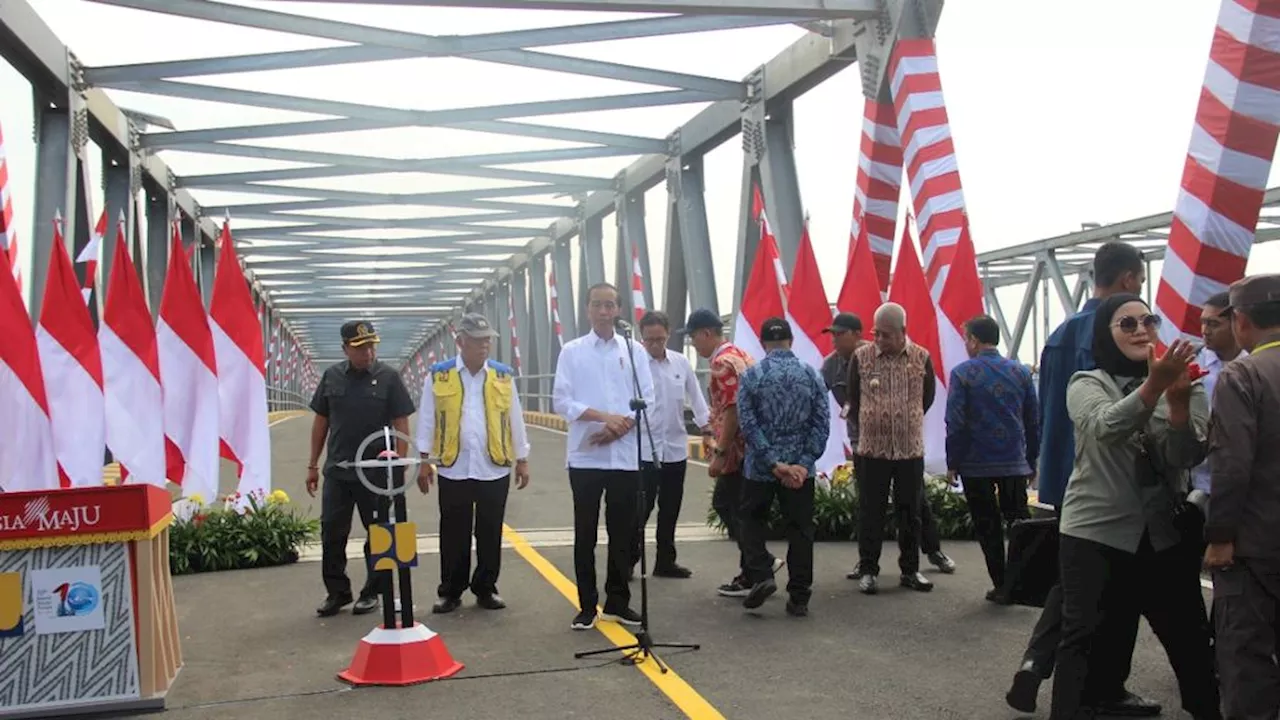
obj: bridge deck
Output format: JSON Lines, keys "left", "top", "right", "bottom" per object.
{"left": 126, "top": 414, "right": 1193, "bottom": 720}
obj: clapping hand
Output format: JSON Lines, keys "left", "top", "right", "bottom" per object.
{"left": 1147, "top": 339, "right": 1198, "bottom": 390}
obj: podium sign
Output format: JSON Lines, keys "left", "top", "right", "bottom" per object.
{"left": 0, "top": 484, "right": 182, "bottom": 719}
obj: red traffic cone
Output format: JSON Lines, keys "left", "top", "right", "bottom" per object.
{"left": 337, "top": 622, "right": 463, "bottom": 686}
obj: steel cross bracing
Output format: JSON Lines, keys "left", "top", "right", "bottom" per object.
{"left": 0, "top": 0, "right": 908, "bottom": 374}
{"left": 977, "top": 187, "right": 1280, "bottom": 362}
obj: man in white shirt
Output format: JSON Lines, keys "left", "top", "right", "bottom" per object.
{"left": 1192, "top": 292, "right": 1245, "bottom": 498}
{"left": 553, "top": 282, "right": 656, "bottom": 631}
{"left": 629, "top": 310, "right": 711, "bottom": 580}
{"left": 416, "top": 314, "right": 531, "bottom": 615}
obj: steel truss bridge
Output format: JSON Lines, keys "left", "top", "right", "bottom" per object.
{"left": 1, "top": 0, "right": 1275, "bottom": 409}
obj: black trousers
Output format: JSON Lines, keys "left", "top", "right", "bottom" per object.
{"left": 739, "top": 477, "right": 815, "bottom": 604}
{"left": 919, "top": 490, "right": 942, "bottom": 556}
{"left": 569, "top": 468, "right": 638, "bottom": 614}
{"left": 436, "top": 475, "right": 511, "bottom": 600}
{"left": 320, "top": 476, "right": 392, "bottom": 600}
{"left": 1215, "top": 559, "right": 1280, "bottom": 720}
{"left": 631, "top": 460, "right": 687, "bottom": 569}
{"left": 857, "top": 456, "right": 923, "bottom": 575}
{"left": 1051, "top": 533, "right": 1219, "bottom": 720}
{"left": 712, "top": 470, "right": 748, "bottom": 575}
{"left": 961, "top": 475, "right": 1028, "bottom": 589}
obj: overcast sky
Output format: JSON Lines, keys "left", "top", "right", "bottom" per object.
{"left": 2, "top": 0, "right": 1277, "bottom": 362}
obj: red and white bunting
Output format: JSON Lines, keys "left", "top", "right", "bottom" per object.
{"left": 849, "top": 99, "right": 903, "bottom": 294}
{"left": 101, "top": 218, "right": 166, "bottom": 487}
{"left": 1155, "top": 0, "right": 1280, "bottom": 345}
{"left": 158, "top": 224, "right": 220, "bottom": 500}
{"left": 507, "top": 292, "right": 522, "bottom": 373}
{"left": 889, "top": 38, "right": 972, "bottom": 299}
{"left": 631, "top": 244, "right": 646, "bottom": 322}
{"left": 548, "top": 267, "right": 564, "bottom": 344}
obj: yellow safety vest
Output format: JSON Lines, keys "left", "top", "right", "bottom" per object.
{"left": 429, "top": 359, "right": 515, "bottom": 468}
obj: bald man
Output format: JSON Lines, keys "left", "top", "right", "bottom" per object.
{"left": 846, "top": 303, "right": 937, "bottom": 595}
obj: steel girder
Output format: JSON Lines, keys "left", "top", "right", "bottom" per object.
{"left": 978, "top": 187, "right": 1280, "bottom": 361}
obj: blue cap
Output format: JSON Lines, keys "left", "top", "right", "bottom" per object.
{"left": 680, "top": 308, "right": 723, "bottom": 334}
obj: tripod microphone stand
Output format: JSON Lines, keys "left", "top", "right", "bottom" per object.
{"left": 574, "top": 317, "right": 700, "bottom": 673}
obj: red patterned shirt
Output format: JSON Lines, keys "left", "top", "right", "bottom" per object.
{"left": 708, "top": 342, "right": 754, "bottom": 473}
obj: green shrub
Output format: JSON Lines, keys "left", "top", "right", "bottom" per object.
{"left": 169, "top": 490, "right": 320, "bottom": 576}
{"left": 705, "top": 464, "right": 976, "bottom": 542}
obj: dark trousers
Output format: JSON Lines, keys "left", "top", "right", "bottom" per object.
{"left": 712, "top": 470, "right": 747, "bottom": 575}
{"left": 569, "top": 468, "right": 638, "bottom": 614}
{"left": 961, "top": 475, "right": 1028, "bottom": 589}
{"left": 1215, "top": 559, "right": 1280, "bottom": 720}
{"left": 1051, "top": 533, "right": 1219, "bottom": 720}
{"left": 320, "top": 476, "right": 392, "bottom": 600}
{"left": 857, "top": 456, "right": 924, "bottom": 575}
{"left": 920, "top": 491, "right": 942, "bottom": 556}
{"left": 631, "top": 460, "right": 687, "bottom": 569}
{"left": 739, "top": 477, "right": 815, "bottom": 605}
{"left": 436, "top": 475, "right": 510, "bottom": 600}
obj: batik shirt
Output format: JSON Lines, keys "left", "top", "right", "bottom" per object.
{"left": 736, "top": 349, "right": 830, "bottom": 482}
{"left": 708, "top": 342, "right": 753, "bottom": 474}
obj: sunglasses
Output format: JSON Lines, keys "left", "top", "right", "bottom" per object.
{"left": 1112, "top": 314, "right": 1161, "bottom": 334}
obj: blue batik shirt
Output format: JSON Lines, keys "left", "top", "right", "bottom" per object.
{"left": 1036, "top": 298, "right": 1100, "bottom": 509}
{"left": 736, "top": 349, "right": 831, "bottom": 482}
{"left": 945, "top": 348, "right": 1041, "bottom": 478}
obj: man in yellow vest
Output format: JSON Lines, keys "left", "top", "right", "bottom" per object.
{"left": 415, "top": 313, "right": 531, "bottom": 614}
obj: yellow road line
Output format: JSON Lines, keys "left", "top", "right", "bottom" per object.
{"left": 502, "top": 524, "right": 724, "bottom": 720}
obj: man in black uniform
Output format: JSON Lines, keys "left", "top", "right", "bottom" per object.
{"left": 306, "top": 320, "right": 417, "bottom": 617}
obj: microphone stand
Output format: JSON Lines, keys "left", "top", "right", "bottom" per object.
{"left": 574, "top": 318, "right": 700, "bottom": 673}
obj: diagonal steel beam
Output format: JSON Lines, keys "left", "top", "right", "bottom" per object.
{"left": 106, "top": 79, "right": 715, "bottom": 129}
{"left": 257, "top": 0, "right": 880, "bottom": 18}
{"left": 232, "top": 220, "right": 541, "bottom": 237}
{"left": 229, "top": 208, "right": 553, "bottom": 228}
{"left": 234, "top": 231, "right": 532, "bottom": 246}
{"left": 143, "top": 116, "right": 666, "bottom": 152}
{"left": 176, "top": 159, "right": 610, "bottom": 188}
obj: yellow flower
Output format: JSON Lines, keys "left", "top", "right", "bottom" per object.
{"left": 268, "top": 489, "right": 290, "bottom": 505}
{"left": 188, "top": 493, "right": 206, "bottom": 506}
{"left": 831, "top": 463, "right": 853, "bottom": 488}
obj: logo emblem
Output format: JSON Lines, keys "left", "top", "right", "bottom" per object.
{"left": 54, "top": 581, "right": 99, "bottom": 618}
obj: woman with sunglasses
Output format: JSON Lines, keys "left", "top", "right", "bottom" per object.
{"left": 1049, "top": 294, "right": 1221, "bottom": 720}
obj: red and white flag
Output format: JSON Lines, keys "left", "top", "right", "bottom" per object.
{"left": 77, "top": 210, "right": 106, "bottom": 305}
{"left": 631, "top": 244, "right": 646, "bottom": 322}
{"left": 887, "top": 218, "right": 948, "bottom": 475}
{"left": 790, "top": 217, "right": 834, "bottom": 357}
{"left": 836, "top": 217, "right": 883, "bottom": 325}
{"left": 36, "top": 216, "right": 105, "bottom": 488}
{"left": 158, "top": 225, "right": 220, "bottom": 500}
{"left": 210, "top": 221, "right": 270, "bottom": 500}
{"left": 0, "top": 222, "right": 55, "bottom": 492}
{"left": 100, "top": 219, "right": 166, "bottom": 486}
{"left": 735, "top": 188, "right": 847, "bottom": 476}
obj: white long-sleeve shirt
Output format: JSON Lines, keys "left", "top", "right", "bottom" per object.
{"left": 415, "top": 357, "right": 530, "bottom": 482}
{"left": 553, "top": 329, "right": 656, "bottom": 471}
{"left": 641, "top": 348, "right": 710, "bottom": 463}
{"left": 1191, "top": 346, "right": 1246, "bottom": 494}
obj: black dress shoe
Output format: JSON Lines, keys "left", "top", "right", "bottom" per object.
{"left": 784, "top": 600, "right": 808, "bottom": 617}
{"left": 899, "top": 572, "right": 934, "bottom": 592}
{"left": 1006, "top": 661, "right": 1042, "bottom": 713}
{"left": 316, "top": 593, "right": 353, "bottom": 617}
{"left": 432, "top": 596, "right": 462, "bottom": 614}
{"left": 1096, "top": 691, "right": 1161, "bottom": 717}
{"left": 352, "top": 594, "right": 379, "bottom": 615}
{"left": 653, "top": 563, "right": 693, "bottom": 578}
{"left": 476, "top": 593, "right": 506, "bottom": 610}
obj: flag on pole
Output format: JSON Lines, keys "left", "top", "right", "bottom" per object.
{"left": 837, "top": 216, "right": 883, "bottom": 325}
{"left": 0, "top": 216, "right": 55, "bottom": 492}
{"left": 158, "top": 224, "right": 220, "bottom": 500}
{"left": 210, "top": 220, "right": 270, "bottom": 500}
{"left": 76, "top": 210, "right": 106, "bottom": 305}
{"left": 789, "top": 216, "right": 834, "bottom": 357}
{"left": 887, "top": 217, "right": 947, "bottom": 475}
{"left": 101, "top": 218, "right": 166, "bottom": 486}
{"left": 0, "top": 121, "right": 23, "bottom": 299}
{"left": 36, "top": 214, "right": 105, "bottom": 488}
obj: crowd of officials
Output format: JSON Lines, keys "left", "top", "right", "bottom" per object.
{"left": 299, "top": 243, "right": 1280, "bottom": 720}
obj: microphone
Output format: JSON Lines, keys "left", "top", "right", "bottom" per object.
{"left": 614, "top": 317, "right": 632, "bottom": 335}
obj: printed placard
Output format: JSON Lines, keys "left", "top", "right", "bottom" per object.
{"left": 30, "top": 566, "right": 106, "bottom": 635}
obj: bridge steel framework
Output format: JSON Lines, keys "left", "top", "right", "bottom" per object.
{"left": 2, "top": 0, "right": 1274, "bottom": 410}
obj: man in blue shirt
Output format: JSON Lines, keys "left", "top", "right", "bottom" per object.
{"left": 945, "top": 315, "right": 1038, "bottom": 604}
{"left": 735, "top": 317, "right": 830, "bottom": 617}
{"left": 1007, "top": 242, "right": 1161, "bottom": 717}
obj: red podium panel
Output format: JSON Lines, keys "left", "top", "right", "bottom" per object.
{"left": 0, "top": 484, "right": 182, "bottom": 718}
